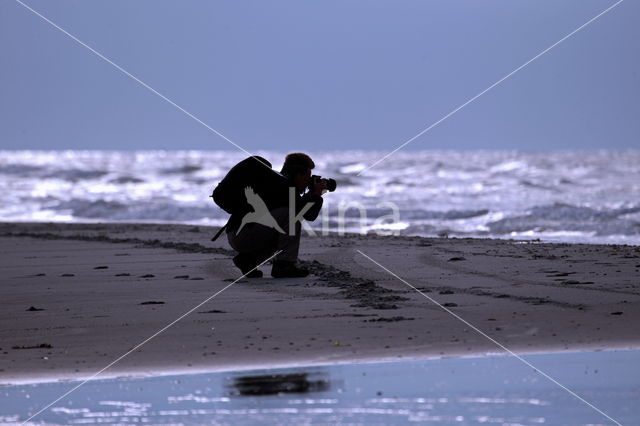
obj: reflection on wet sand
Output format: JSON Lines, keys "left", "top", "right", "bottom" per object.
{"left": 229, "top": 372, "right": 330, "bottom": 396}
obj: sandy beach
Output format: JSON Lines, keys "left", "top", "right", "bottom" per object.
{"left": 0, "top": 222, "right": 638, "bottom": 385}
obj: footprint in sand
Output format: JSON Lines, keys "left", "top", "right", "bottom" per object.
{"left": 549, "top": 272, "right": 576, "bottom": 277}
{"left": 563, "top": 280, "right": 595, "bottom": 285}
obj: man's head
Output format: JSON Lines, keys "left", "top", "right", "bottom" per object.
{"left": 281, "top": 153, "right": 315, "bottom": 192}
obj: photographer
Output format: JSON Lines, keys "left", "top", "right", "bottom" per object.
{"left": 225, "top": 153, "right": 328, "bottom": 278}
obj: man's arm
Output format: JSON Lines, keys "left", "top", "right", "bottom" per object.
{"left": 297, "top": 192, "right": 323, "bottom": 221}
{"left": 297, "top": 178, "right": 327, "bottom": 221}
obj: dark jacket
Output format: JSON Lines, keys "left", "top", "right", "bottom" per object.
{"left": 226, "top": 172, "right": 323, "bottom": 233}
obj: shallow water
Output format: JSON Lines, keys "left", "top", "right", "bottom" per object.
{"left": 3, "top": 349, "right": 638, "bottom": 425}
{"left": 1, "top": 150, "right": 640, "bottom": 245}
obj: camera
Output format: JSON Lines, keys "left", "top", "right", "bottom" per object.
{"left": 309, "top": 175, "right": 337, "bottom": 192}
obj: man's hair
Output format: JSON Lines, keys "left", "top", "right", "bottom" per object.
{"left": 281, "top": 152, "right": 315, "bottom": 176}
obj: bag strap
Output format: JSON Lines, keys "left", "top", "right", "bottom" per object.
{"left": 211, "top": 224, "right": 227, "bottom": 242}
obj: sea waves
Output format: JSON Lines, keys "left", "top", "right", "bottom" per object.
{"left": 1, "top": 150, "right": 639, "bottom": 244}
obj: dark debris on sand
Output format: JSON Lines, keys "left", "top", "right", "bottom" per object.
{"left": 12, "top": 343, "right": 52, "bottom": 350}
{"left": 302, "top": 260, "right": 409, "bottom": 310}
{"left": 367, "top": 316, "right": 415, "bottom": 322}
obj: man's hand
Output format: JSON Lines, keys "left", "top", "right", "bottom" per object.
{"left": 310, "top": 178, "right": 327, "bottom": 196}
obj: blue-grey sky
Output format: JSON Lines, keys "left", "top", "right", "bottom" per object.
{"left": 1, "top": 0, "right": 638, "bottom": 151}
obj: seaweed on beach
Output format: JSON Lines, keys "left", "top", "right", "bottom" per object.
{"left": 301, "top": 260, "right": 409, "bottom": 310}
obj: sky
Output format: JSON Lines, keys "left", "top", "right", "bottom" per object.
{"left": 1, "top": 0, "right": 638, "bottom": 152}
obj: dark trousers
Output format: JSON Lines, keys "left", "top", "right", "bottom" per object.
{"left": 227, "top": 207, "right": 301, "bottom": 263}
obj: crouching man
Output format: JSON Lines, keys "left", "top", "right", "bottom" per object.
{"left": 222, "top": 153, "right": 327, "bottom": 278}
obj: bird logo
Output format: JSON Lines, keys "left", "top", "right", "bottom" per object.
{"left": 236, "top": 186, "right": 286, "bottom": 235}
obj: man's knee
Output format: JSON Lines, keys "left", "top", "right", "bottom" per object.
{"left": 270, "top": 207, "right": 301, "bottom": 236}
{"left": 228, "top": 223, "right": 277, "bottom": 253}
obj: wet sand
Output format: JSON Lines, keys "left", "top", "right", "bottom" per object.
{"left": 0, "top": 222, "right": 639, "bottom": 384}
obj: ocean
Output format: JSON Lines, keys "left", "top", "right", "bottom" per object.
{"left": 1, "top": 150, "right": 639, "bottom": 245}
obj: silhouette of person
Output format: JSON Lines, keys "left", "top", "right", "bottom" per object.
{"left": 226, "top": 153, "right": 327, "bottom": 278}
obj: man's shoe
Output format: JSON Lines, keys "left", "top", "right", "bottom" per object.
{"left": 271, "top": 260, "right": 309, "bottom": 278}
{"left": 233, "top": 254, "right": 263, "bottom": 278}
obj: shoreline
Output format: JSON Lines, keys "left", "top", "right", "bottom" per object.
{"left": 1, "top": 222, "right": 639, "bottom": 386}
{"left": 3, "top": 345, "right": 639, "bottom": 387}
{"left": 4, "top": 219, "right": 640, "bottom": 248}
